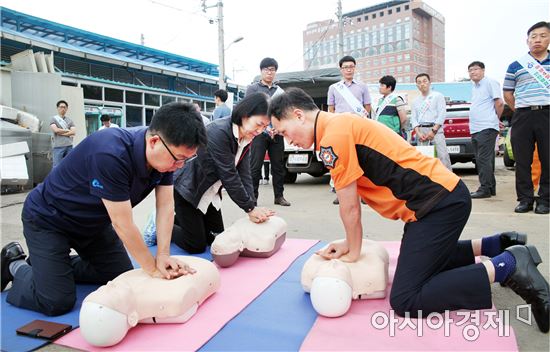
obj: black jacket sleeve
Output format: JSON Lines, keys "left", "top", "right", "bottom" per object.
{"left": 208, "top": 126, "right": 255, "bottom": 212}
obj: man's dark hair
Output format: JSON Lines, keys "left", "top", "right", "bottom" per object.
{"left": 338, "top": 55, "right": 356, "bottom": 67}
{"left": 56, "top": 100, "right": 68, "bottom": 107}
{"left": 214, "top": 89, "right": 228, "bottom": 102}
{"left": 268, "top": 87, "right": 318, "bottom": 120}
{"left": 468, "top": 61, "right": 485, "bottom": 70}
{"left": 148, "top": 102, "right": 207, "bottom": 148}
{"left": 100, "top": 114, "right": 111, "bottom": 122}
{"left": 379, "top": 75, "right": 397, "bottom": 91}
{"left": 231, "top": 93, "right": 269, "bottom": 125}
{"left": 260, "top": 57, "right": 278, "bottom": 71}
{"left": 415, "top": 73, "right": 431, "bottom": 82}
{"left": 527, "top": 21, "right": 550, "bottom": 36}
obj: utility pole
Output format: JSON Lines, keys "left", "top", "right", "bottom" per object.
{"left": 140, "top": 33, "right": 145, "bottom": 46}
{"left": 202, "top": 0, "right": 226, "bottom": 90}
{"left": 337, "top": 0, "right": 344, "bottom": 58}
{"left": 217, "top": 1, "right": 225, "bottom": 90}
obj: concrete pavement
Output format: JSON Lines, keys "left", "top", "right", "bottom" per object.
{"left": 1, "top": 157, "right": 548, "bottom": 351}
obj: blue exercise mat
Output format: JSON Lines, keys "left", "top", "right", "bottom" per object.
{"left": 199, "top": 241, "right": 325, "bottom": 351}
{"left": 1, "top": 243, "right": 211, "bottom": 352}
{"left": 1, "top": 284, "right": 97, "bottom": 352}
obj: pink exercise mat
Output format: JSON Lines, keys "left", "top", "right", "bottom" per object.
{"left": 56, "top": 238, "right": 318, "bottom": 351}
{"left": 300, "top": 241, "right": 518, "bottom": 351}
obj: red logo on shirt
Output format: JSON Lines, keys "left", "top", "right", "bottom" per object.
{"left": 320, "top": 146, "right": 338, "bottom": 169}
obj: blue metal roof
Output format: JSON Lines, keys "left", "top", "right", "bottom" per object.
{"left": 0, "top": 6, "right": 219, "bottom": 77}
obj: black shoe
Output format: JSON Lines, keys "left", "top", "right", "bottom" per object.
{"left": 333, "top": 197, "right": 339, "bottom": 205}
{"left": 503, "top": 245, "right": 549, "bottom": 333}
{"left": 535, "top": 202, "right": 549, "bottom": 215}
{"left": 498, "top": 231, "right": 527, "bottom": 252}
{"left": 1, "top": 242, "right": 27, "bottom": 292}
{"left": 490, "top": 189, "right": 496, "bottom": 196}
{"left": 274, "top": 196, "right": 291, "bottom": 206}
{"left": 470, "top": 190, "right": 491, "bottom": 199}
{"left": 515, "top": 202, "right": 534, "bottom": 213}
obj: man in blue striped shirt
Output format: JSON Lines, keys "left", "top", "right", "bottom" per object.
{"left": 503, "top": 21, "right": 550, "bottom": 214}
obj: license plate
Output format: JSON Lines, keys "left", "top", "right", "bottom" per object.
{"left": 447, "top": 145, "right": 460, "bottom": 154}
{"left": 288, "top": 154, "right": 308, "bottom": 164}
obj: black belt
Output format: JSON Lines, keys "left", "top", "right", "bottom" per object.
{"left": 517, "top": 105, "right": 549, "bottom": 111}
{"left": 418, "top": 123, "right": 435, "bottom": 127}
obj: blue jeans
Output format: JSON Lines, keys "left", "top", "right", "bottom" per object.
{"left": 52, "top": 146, "right": 72, "bottom": 167}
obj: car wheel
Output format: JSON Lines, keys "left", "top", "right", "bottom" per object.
{"left": 503, "top": 148, "right": 515, "bottom": 167}
{"left": 284, "top": 170, "right": 298, "bottom": 184}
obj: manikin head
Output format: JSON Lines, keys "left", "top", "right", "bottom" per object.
{"left": 80, "top": 281, "right": 138, "bottom": 347}
{"left": 309, "top": 260, "right": 353, "bottom": 317}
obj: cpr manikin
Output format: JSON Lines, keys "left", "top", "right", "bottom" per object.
{"left": 79, "top": 256, "right": 220, "bottom": 347}
{"left": 301, "top": 239, "right": 389, "bottom": 317}
{"left": 210, "top": 216, "right": 287, "bottom": 267}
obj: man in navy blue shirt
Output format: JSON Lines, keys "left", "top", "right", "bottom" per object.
{"left": 1, "top": 102, "right": 207, "bottom": 316}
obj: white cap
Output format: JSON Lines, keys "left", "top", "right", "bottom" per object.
{"left": 310, "top": 276, "right": 353, "bottom": 317}
{"left": 80, "top": 301, "right": 137, "bottom": 347}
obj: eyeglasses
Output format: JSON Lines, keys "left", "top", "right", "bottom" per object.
{"left": 262, "top": 67, "right": 277, "bottom": 73}
{"left": 341, "top": 65, "right": 356, "bottom": 70}
{"left": 156, "top": 135, "right": 197, "bottom": 165}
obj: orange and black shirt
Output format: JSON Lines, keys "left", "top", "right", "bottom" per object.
{"left": 315, "top": 112, "right": 460, "bottom": 222}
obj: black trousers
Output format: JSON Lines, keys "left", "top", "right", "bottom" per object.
{"left": 250, "top": 133, "right": 285, "bottom": 200}
{"left": 471, "top": 128, "right": 498, "bottom": 194}
{"left": 511, "top": 108, "right": 549, "bottom": 205}
{"left": 172, "top": 191, "right": 224, "bottom": 254}
{"left": 390, "top": 181, "right": 492, "bottom": 316}
{"left": 7, "top": 215, "right": 133, "bottom": 316}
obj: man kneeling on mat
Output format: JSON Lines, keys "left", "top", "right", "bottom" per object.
{"left": 1, "top": 103, "right": 207, "bottom": 316}
{"left": 269, "top": 87, "right": 549, "bottom": 333}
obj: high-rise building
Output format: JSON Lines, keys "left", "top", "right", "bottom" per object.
{"left": 303, "top": 0, "right": 445, "bottom": 83}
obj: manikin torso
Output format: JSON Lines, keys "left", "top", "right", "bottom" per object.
{"left": 301, "top": 239, "right": 389, "bottom": 317}
{"left": 210, "top": 216, "right": 287, "bottom": 267}
{"left": 79, "top": 256, "right": 220, "bottom": 347}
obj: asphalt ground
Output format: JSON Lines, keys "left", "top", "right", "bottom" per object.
{"left": 1, "top": 157, "right": 548, "bottom": 351}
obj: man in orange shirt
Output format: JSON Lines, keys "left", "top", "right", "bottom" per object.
{"left": 269, "top": 88, "right": 549, "bottom": 333}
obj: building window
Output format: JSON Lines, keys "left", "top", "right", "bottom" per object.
{"left": 126, "top": 106, "right": 143, "bottom": 127}
{"left": 105, "top": 88, "right": 123, "bottom": 102}
{"left": 381, "top": 58, "right": 387, "bottom": 65}
{"left": 145, "top": 94, "right": 160, "bottom": 106}
{"left": 364, "top": 15, "right": 368, "bottom": 20}
{"left": 125, "top": 91, "right": 142, "bottom": 105}
{"left": 145, "top": 108, "right": 155, "bottom": 125}
{"left": 357, "top": 17, "right": 361, "bottom": 22}
{"left": 380, "top": 11, "right": 384, "bottom": 17}
{"left": 398, "top": 66, "right": 403, "bottom": 72}
{"left": 405, "top": 5, "right": 409, "bottom": 10}
{"left": 372, "top": 13, "right": 376, "bottom": 19}
{"left": 162, "top": 96, "right": 176, "bottom": 105}
{"left": 388, "top": 9, "right": 392, "bottom": 15}
{"left": 82, "top": 85, "right": 102, "bottom": 101}
{"left": 405, "top": 65, "right": 410, "bottom": 72}
{"left": 396, "top": 7, "right": 401, "bottom": 12}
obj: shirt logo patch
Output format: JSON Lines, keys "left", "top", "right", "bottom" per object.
{"left": 91, "top": 179, "right": 104, "bottom": 189}
{"left": 319, "top": 146, "right": 338, "bottom": 169}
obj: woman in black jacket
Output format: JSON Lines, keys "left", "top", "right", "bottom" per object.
{"left": 172, "top": 93, "right": 275, "bottom": 253}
